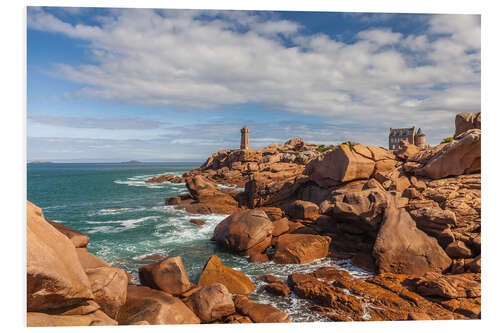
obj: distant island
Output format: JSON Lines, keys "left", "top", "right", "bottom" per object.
{"left": 121, "top": 160, "right": 141, "bottom": 164}
{"left": 28, "top": 161, "right": 54, "bottom": 164}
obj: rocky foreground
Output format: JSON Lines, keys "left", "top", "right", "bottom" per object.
{"left": 27, "top": 112, "right": 481, "bottom": 325}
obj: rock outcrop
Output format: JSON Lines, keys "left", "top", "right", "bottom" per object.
{"left": 287, "top": 266, "right": 480, "bottom": 321}
{"left": 27, "top": 201, "right": 94, "bottom": 312}
{"left": 306, "top": 143, "right": 396, "bottom": 188}
{"left": 372, "top": 206, "right": 452, "bottom": 275}
{"left": 417, "top": 129, "right": 481, "bottom": 179}
{"left": 454, "top": 112, "right": 481, "bottom": 138}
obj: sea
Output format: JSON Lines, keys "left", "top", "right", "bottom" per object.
{"left": 27, "top": 162, "right": 371, "bottom": 322}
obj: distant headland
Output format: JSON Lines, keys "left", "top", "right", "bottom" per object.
{"left": 121, "top": 160, "right": 141, "bottom": 164}
{"left": 28, "top": 161, "right": 54, "bottom": 164}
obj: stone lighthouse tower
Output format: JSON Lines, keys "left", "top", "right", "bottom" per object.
{"left": 240, "top": 126, "right": 250, "bottom": 150}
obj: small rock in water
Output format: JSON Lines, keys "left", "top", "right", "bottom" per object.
{"left": 189, "top": 219, "right": 206, "bottom": 226}
{"left": 136, "top": 254, "right": 165, "bottom": 262}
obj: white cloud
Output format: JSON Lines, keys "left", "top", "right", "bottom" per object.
{"left": 357, "top": 28, "right": 403, "bottom": 45}
{"left": 27, "top": 9, "right": 480, "bottom": 134}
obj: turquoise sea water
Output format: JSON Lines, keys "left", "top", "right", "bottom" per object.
{"left": 27, "top": 162, "right": 370, "bottom": 322}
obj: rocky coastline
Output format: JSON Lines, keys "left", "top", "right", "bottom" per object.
{"left": 27, "top": 112, "right": 481, "bottom": 326}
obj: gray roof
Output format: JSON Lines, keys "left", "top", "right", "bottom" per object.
{"left": 416, "top": 128, "right": 425, "bottom": 136}
{"left": 389, "top": 127, "right": 414, "bottom": 137}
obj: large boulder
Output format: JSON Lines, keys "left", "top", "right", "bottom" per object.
{"left": 116, "top": 285, "right": 200, "bottom": 325}
{"left": 85, "top": 267, "right": 129, "bottom": 320}
{"left": 233, "top": 296, "right": 291, "bottom": 323}
{"left": 273, "top": 234, "right": 331, "bottom": 264}
{"left": 418, "top": 129, "right": 481, "bottom": 179}
{"left": 372, "top": 206, "right": 452, "bottom": 275}
{"left": 306, "top": 144, "right": 376, "bottom": 187}
{"left": 48, "top": 221, "right": 89, "bottom": 248}
{"left": 454, "top": 112, "right": 481, "bottom": 138}
{"left": 138, "top": 256, "right": 193, "bottom": 295}
{"left": 27, "top": 201, "right": 93, "bottom": 312}
{"left": 198, "top": 255, "right": 255, "bottom": 295}
{"left": 213, "top": 209, "right": 273, "bottom": 256}
{"left": 185, "top": 283, "right": 235, "bottom": 323}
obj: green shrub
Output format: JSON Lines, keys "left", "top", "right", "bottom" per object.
{"left": 441, "top": 137, "right": 453, "bottom": 144}
{"left": 316, "top": 144, "right": 333, "bottom": 153}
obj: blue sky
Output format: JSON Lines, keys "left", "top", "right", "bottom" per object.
{"left": 27, "top": 7, "right": 480, "bottom": 162}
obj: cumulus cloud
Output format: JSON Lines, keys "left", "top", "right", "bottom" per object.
{"left": 27, "top": 8, "right": 480, "bottom": 149}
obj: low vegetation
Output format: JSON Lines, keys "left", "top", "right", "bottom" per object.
{"left": 316, "top": 145, "right": 333, "bottom": 153}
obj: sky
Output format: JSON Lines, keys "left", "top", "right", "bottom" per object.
{"left": 27, "top": 7, "right": 481, "bottom": 162}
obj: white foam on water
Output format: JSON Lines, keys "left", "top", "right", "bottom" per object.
{"left": 90, "top": 207, "right": 154, "bottom": 216}
{"left": 218, "top": 184, "right": 245, "bottom": 192}
{"left": 85, "top": 216, "right": 162, "bottom": 236}
{"left": 153, "top": 206, "right": 228, "bottom": 244}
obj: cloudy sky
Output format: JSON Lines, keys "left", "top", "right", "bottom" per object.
{"left": 27, "top": 7, "right": 480, "bottom": 162}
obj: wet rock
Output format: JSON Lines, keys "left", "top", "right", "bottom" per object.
{"left": 256, "top": 274, "right": 280, "bottom": 283}
{"left": 146, "top": 175, "right": 174, "bottom": 183}
{"left": 264, "top": 281, "right": 291, "bottom": 296}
